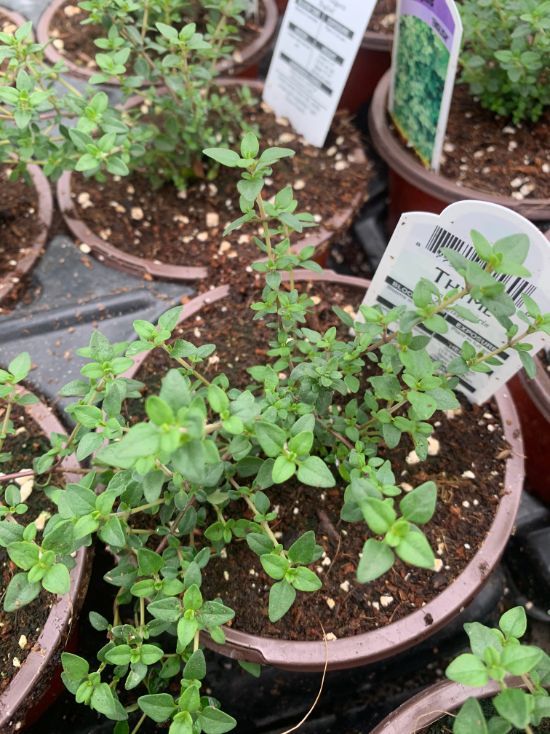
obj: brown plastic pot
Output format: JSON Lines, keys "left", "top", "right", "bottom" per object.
{"left": 339, "top": 31, "right": 392, "bottom": 113}
{"left": 56, "top": 80, "right": 368, "bottom": 282}
{"left": 0, "top": 165, "right": 53, "bottom": 307}
{"left": 125, "top": 269, "right": 524, "bottom": 673}
{"left": 369, "top": 678, "right": 525, "bottom": 733}
{"left": 36, "top": 0, "right": 278, "bottom": 83}
{"left": 369, "top": 71, "right": 550, "bottom": 230}
{"left": 508, "top": 352, "right": 550, "bottom": 506}
{"left": 0, "top": 389, "right": 91, "bottom": 734}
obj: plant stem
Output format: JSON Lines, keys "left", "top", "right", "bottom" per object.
{"left": 255, "top": 192, "right": 273, "bottom": 261}
{"left": 0, "top": 396, "right": 14, "bottom": 455}
{"left": 130, "top": 712, "right": 147, "bottom": 734}
{"left": 242, "top": 490, "right": 280, "bottom": 548}
{"left": 164, "top": 348, "right": 212, "bottom": 387}
{"left": 141, "top": 0, "right": 149, "bottom": 40}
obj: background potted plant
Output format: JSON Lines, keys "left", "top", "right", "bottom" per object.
{"left": 369, "top": 0, "right": 550, "bottom": 228}
{"left": 0, "top": 8, "right": 370, "bottom": 283}
{"left": 36, "top": 0, "right": 279, "bottom": 82}
{"left": 370, "top": 605, "right": 550, "bottom": 733}
{"left": 0, "top": 354, "right": 91, "bottom": 733}
{"left": 0, "top": 19, "right": 53, "bottom": 309}
{"left": 1, "top": 135, "right": 547, "bottom": 734}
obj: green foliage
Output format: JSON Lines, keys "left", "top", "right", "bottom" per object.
{"left": 392, "top": 13, "right": 450, "bottom": 164}
{"left": 460, "top": 0, "right": 550, "bottom": 123}
{"left": 446, "top": 606, "right": 550, "bottom": 733}
{"left": 0, "top": 0, "right": 256, "bottom": 188}
{"left": 1, "top": 136, "right": 548, "bottom": 734}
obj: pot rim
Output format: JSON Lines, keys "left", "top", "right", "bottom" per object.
{"left": 0, "top": 4, "right": 31, "bottom": 29}
{"left": 124, "top": 269, "right": 525, "bottom": 672}
{"left": 56, "top": 80, "right": 368, "bottom": 282}
{"left": 36, "top": 0, "right": 278, "bottom": 83}
{"left": 0, "top": 388, "right": 91, "bottom": 732}
{"left": 369, "top": 677, "right": 528, "bottom": 733}
{"left": 368, "top": 71, "right": 550, "bottom": 220}
{"left": 0, "top": 165, "right": 53, "bottom": 306}
{"left": 362, "top": 28, "right": 393, "bottom": 52}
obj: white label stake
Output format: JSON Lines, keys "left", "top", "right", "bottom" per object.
{"left": 362, "top": 201, "right": 550, "bottom": 405}
{"left": 263, "top": 0, "right": 377, "bottom": 147}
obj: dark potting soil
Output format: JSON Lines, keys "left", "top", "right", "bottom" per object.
{"left": 393, "top": 84, "right": 550, "bottom": 200}
{"left": 367, "top": 0, "right": 395, "bottom": 35}
{"left": 0, "top": 166, "right": 44, "bottom": 286}
{"left": 70, "top": 110, "right": 371, "bottom": 280}
{"left": 129, "top": 277, "right": 509, "bottom": 642}
{"left": 0, "top": 404, "right": 57, "bottom": 694}
{"left": 48, "top": 0, "right": 267, "bottom": 73}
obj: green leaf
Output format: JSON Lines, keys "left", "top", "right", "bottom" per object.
{"left": 105, "top": 644, "right": 132, "bottom": 665}
{"left": 454, "top": 698, "right": 488, "bottom": 734}
{"left": 7, "top": 540, "right": 39, "bottom": 570}
{"left": 501, "top": 644, "right": 543, "bottom": 675}
{"left": 8, "top": 352, "right": 31, "bottom": 381}
{"left": 486, "top": 717, "right": 512, "bottom": 734}
{"left": 291, "top": 566, "right": 322, "bottom": 592}
{"left": 296, "top": 456, "right": 335, "bottom": 488}
{"left": 198, "top": 706, "right": 237, "bottom": 734}
{"left": 471, "top": 230, "right": 493, "bottom": 262}
{"left": 61, "top": 653, "right": 89, "bottom": 693}
{"left": 183, "top": 649, "right": 206, "bottom": 680}
{"left": 3, "top": 572, "right": 40, "bottom": 611}
{"left": 238, "top": 660, "right": 261, "bottom": 677}
{"left": 499, "top": 606, "right": 527, "bottom": 639}
{"left": 138, "top": 693, "right": 177, "bottom": 723}
{"left": 361, "top": 498, "right": 397, "bottom": 535}
{"left": 99, "top": 516, "right": 126, "bottom": 547}
{"left": 203, "top": 148, "right": 241, "bottom": 167}
{"left": 260, "top": 553, "right": 289, "bottom": 580}
{"left": 493, "top": 688, "right": 532, "bottom": 729}
{"left": 140, "top": 644, "right": 164, "bottom": 665}
{"left": 399, "top": 481, "right": 437, "bottom": 524}
{"left": 395, "top": 528, "right": 435, "bottom": 569}
{"left": 177, "top": 616, "right": 198, "bottom": 650}
{"left": 91, "top": 683, "right": 127, "bottom": 720}
{"left": 42, "top": 563, "right": 70, "bottom": 595}
{"left": 356, "top": 539, "right": 395, "bottom": 583}
{"left": 464, "top": 622, "right": 503, "bottom": 658}
{"left": 272, "top": 455, "right": 296, "bottom": 484}
{"left": 519, "top": 350, "right": 536, "bottom": 379}
{"left": 240, "top": 132, "right": 259, "bottom": 159}
{"left": 288, "top": 431, "right": 314, "bottom": 456}
{"left": 137, "top": 548, "right": 163, "bottom": 576}
{"left": 268, "top": 580, "right": 296, "bottom": 622}
{"left": 288, "top": 531, "right": 316, "bottom": 564}
{"left": 255, "top": 421, "right": 286, "bottom": 458}
{"left": 446, "top": 653, "right": 489, "bottom": 687}
{"left": 146, "top": 396, "right": 174, "bottom": 425}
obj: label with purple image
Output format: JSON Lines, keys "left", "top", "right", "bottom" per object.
{"left": 389, "top": 0, "right": 462, "bottom": 170}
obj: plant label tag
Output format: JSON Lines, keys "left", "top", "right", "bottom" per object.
{"left": 389, "top": 0, "right": 462, "bottom": 170}
{"left": 361, "top": 201, "right": 550, "bottom": 404}
{"left": 263, "top": 0, "right": 377, "bottom": 147}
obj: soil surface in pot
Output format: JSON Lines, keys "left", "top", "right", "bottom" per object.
{"left": 367, "top": 0, "right": 395, "bottom": 35}
{"left": 0, "top": 404, "right": 57, "bottom": 694}
{"left": 129, "top": 278, "right": 509, "bottom": 642}
{"left": 48, "top": 0, "right": 267, "bottom": 73}
{"left": 70, "top": 109, "right": 371, "bottom": 281}
{"left": 391, "top": 84, "right": 550, "bottom": 200}
{"left": 0, "top": 166, "right": 45, "bottom": 300}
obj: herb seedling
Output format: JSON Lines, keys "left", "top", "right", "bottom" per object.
{"left": 446, "top": 606, "right": 550, "bottom": 733}
{"left": 0, "top": 1, "right": 255, "bottom": 188}
{"left": 1, "top": 135, "right": 548, "bottom": 733}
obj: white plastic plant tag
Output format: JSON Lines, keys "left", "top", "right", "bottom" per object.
{"left": 361, "top": 201, "right": 550, "bottom": 405}
{"left": 389, "top": 0, "right": 462, "bottom": 170}
{"left": 263, "top": 0, "right": 376, "bottom": 147}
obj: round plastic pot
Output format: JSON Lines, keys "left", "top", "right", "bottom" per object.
{"left": 369, "top": 71, "right": 550, "bottom": 231}
{"left": 56, "top": 80, "right": 368, "bottom": 282}
{"left": 36, "top": 0, "right": 278, "bottom": 83}
{"left": 0, "top": 390, "right": 92, "bottom": 734}
{"left": 369, "top": 678, "right": 526, "bottom": 733}
{"left": 125, "top": 269, "right": 524, "bottom": 673}
{"left": 339, "top": 31, "right": 392, "bottom": 113}
{"left": 0, "top": 165, "right": 53, "bottom": 307}
{"left": 508, "top": 352, "right": 550, "bottom": 506}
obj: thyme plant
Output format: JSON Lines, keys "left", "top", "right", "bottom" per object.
{"left": 0, "top": 1, "right": 254, "bottom": 188}
{"left": 1, "top": 135, "right": 549, "bottom": 733}
{"left": 446, "top": 606, "right": 550, "bottom": 733}
{"left": 460, "top": 0, "right": 550, "bottom": 124}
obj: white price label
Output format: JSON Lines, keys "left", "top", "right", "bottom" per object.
{"left": 362, "top": 201, "right": 550, "bottom": 404}
{"left": 263, "top": 0, "right": 376, "bottom": 147}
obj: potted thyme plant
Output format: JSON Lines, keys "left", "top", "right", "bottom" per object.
{"left": 369, "top": 0, "right": 550, "bottom": 227}
{"left": 37, "top": 0, "right": 279, "bottom": 82}
{"left": 0, "top": 3, "right": 370, "bottom": 284}
{"left": 370, "top": 605, "right": 550, "bottom": 733}
{"left": 0, "top": 134, "right": 548, "bottom": 732}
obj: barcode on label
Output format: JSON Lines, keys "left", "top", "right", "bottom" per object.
{"left": 425, "top": 225, "right": 536, "bottom": 307}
